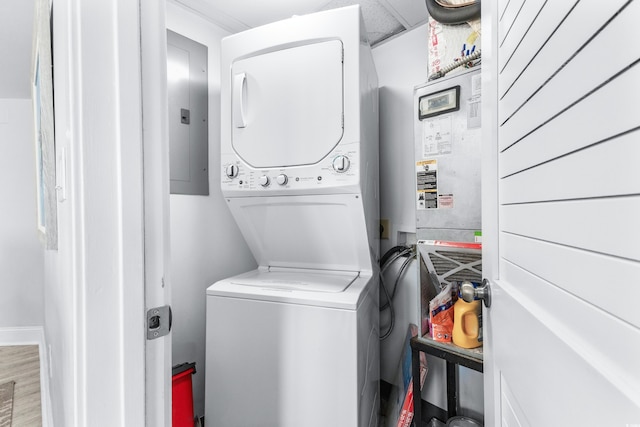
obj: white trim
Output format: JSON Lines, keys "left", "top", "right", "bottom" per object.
{"left": 0, "top": 326, "right": 54, "bottom": 427}
{"left": 141, "top": 1, "right": 172, "bottom": 425}
{"left": 481, "top": 0, "right": 500, "bottom": 425}
{"left": 0, "top": 326, "right": 43, "bottom": 345}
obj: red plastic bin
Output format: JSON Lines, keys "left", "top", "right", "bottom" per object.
{"left": 172, "top": 362, "right": 196, "bottom": 427}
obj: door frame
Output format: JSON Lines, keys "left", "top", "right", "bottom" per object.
{"left": 140, "top": 1, "right": 172, "bottom": 425}
{"left": 480, "top": 0, "right": 500, "bottom": 425}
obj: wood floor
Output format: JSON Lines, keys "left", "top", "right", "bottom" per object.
{"left": 0, "top": 346, "right": 41, "bottom": 426}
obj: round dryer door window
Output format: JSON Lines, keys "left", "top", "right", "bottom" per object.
{"left": 230, "top": 40, "right": 344, "bottom": 168}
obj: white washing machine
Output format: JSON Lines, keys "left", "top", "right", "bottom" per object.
{"left": 205, "top": 6, "right": 380, "bottom": 427}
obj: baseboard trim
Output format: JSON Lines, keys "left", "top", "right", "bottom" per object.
{"left": 0, "top": 326, "right": 54, "bottom": 427}
{"left": 0, "top": 326, "right": 43, "bottom": 345}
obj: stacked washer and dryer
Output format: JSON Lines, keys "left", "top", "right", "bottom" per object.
{"left": 205, "top": 6, "right": 380, "bottom": 427}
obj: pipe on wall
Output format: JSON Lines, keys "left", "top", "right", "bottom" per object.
{"left": 424, "top": 0, "right": 481, "bottom": 24}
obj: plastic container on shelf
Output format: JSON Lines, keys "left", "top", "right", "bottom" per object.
{"left": 172, "top": 362, "right": 196, "bottom": 427}
{"left": 452, "top": 296, "right": 482, "bottom": 349}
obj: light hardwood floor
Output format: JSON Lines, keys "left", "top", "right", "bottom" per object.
{"left": 0, "top": 346, "right": 41, "bottom": 426}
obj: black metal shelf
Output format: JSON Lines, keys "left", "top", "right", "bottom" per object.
{"left": 410, "top": 335, "right": 483, "bottom": 426}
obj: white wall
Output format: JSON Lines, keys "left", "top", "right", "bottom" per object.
{"left": 372, "top": 25, "right": 483, "bottom": 421}
{"left": 166, "top": 2, "right": 257, "bottom": 419}
{"left": 373, "top": 24, "right": 428, "bottom": 385}
{"left": 42, "top": 3, "right": 75, "bottom": 412}
{"left": 0, "top": 99, "right": 44, "bottom": 328}
{"left": 373, "top": 29, "right": 428, "bottom": 251}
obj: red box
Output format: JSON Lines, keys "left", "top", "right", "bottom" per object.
{"left": 172, "top": 362, "right": 196, "bottom": 427}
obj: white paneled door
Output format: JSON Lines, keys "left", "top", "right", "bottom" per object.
{"left": 482, "top": 1, "right": 640, "bottom": 426}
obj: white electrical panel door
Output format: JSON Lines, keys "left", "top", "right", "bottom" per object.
{"left": 231, "top": 40, "right": 344, "bottom": 169}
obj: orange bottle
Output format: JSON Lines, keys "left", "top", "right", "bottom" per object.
{"left": 452, "top": 297, "right": 482, "bottom": 349}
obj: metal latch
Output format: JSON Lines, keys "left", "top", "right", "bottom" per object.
{"left": 181, "top": 108, "right": 190, "bottom": 124}
{"left": 147, "top": 305, "right": 172, "bottom": 340}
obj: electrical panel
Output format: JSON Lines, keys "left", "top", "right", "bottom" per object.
{"left": 167, "top": 30, "right": 209, "bottom": 195}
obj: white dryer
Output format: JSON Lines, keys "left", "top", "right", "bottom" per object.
{"left": 205, "top": 6, "right": 379, "bottom": 427}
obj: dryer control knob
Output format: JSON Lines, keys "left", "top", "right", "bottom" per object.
{"left": 276, "top": 174, "right": 288, "bottom": 185}
{"left": 332, "top": 155, "right": 350, "bottom": 173}
{"left": 258, "top": 175, "right": 270, "bottom": 187}
{"left": 225, "top": 164, "right": 239, "bottom": 179}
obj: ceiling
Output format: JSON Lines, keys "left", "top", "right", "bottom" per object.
{"left": 171, "top": 0, "right": 429, "bottom": 45}
{"left": 0, "top": 0, "right": 428, "bottom": 99}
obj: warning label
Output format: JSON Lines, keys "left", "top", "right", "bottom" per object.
{"left": 416, "top": 159, "right": 438, "bottom": 210}
{"left": 438, "top": 194, "right": 454, "bottom": 209}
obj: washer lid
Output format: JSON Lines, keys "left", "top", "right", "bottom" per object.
{"left": 228, "top": 269, "right": 358, "bottom": 293}
{"left": 225, "top": 194, "right": 373, "bottom": 273}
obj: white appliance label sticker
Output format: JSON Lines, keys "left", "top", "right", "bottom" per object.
{"left": 471, "top": 73, "right": 481, "bottom": 97}
{"left": 422, "top": 115, "right": 453, "bottom": 157}
{"left": 416, "top": 159, "right": 438, "bottom": 210}
{"left": 438, "top": 194, "right": 454, "bottom": 209}
{"left": 467, "top": 97, "right": 481, "bottom": 129}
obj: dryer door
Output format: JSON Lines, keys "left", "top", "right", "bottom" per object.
{"left": 231, "top": 40, "right": 344, "bottom": 168}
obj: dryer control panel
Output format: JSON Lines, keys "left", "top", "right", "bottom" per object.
{"left": 221, "top": 144, "right": 361, "bottom": 196}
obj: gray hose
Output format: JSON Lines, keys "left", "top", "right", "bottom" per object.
{"left": 425, "top": 0, "right": 481, "bottom": 24}
{"left": 428, "top": 49, "right": 481, "bottom": 80}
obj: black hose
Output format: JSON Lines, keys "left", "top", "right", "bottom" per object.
{"left": 379, "top": 248, "right": 412, "bottom": 311}
{"left": 379, "top": 252, "right": 414, "bottom": 311}
{"left": 379, "top": 254, "right": 416, "bottom": 340}
{"left": 379, "top": 246, "right": 416, "bottom": 340}
{"left": 425, "top": 0, "right": 481, "bottom": 25}
{"left": 380, "top": 254, "right": 415, "bottom": 311}
{"left": 380, "top": 245, "right": 411, "bottom": 267}
{"left": 379, "top": 273, "right": 395, "bottom": 341}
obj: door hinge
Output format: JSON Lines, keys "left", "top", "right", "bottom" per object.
{"left": 147, "top": 305, "right": 172, "bottom": 340}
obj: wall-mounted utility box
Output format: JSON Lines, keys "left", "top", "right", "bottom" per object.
{"left": 167, "top": 30, "right": 209, "bottom": 195}
{"left": 414, "top": 68, "right": 482, "bottom": 243}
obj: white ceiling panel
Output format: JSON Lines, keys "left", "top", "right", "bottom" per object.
{"left": 171, "top": 0, "right": 337, "bottom": 32}
{"left": 170, "top": 0, "right": 252, "bottom": 32}
{"left": 208, "top": 0, "right": 335, "bottom": 28}
{"left": 378, "top": 0, "right": 429, "bottom": 28}
{"left": 170, "top": 0, "right": 429, "bottom": 46}
{"left": 320, "top": 0, "right": 405, "bottom": 44}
